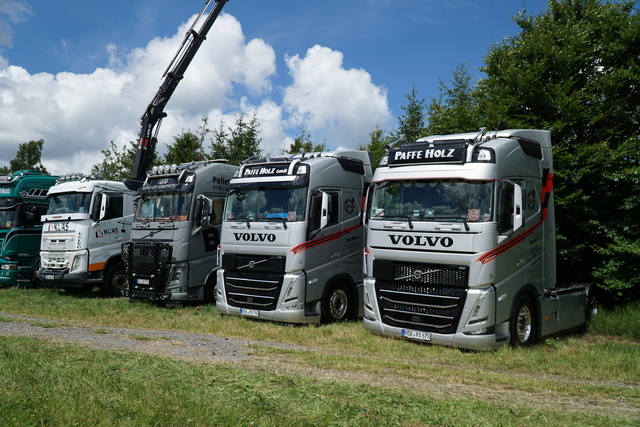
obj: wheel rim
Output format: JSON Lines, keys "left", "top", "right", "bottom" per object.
{"left": 112, "top": 271, "right": 127, "bottom": 292}
{"left": 516, "top": 304, "right": 533, "bottom": 343}
{"left": 329, "top": 289, "right": 348, "bottom": 320}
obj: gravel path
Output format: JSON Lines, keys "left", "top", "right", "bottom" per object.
{"left": 0, "top": 312, "right": 308, "bottom": 362}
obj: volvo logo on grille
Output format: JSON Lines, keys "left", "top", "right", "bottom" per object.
{"left": 396, "top": 267, "right": 445, "bottom": 281}
{"left": 238, "top": 258, "right": 267, "bottom": 270}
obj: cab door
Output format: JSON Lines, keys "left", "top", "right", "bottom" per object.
{"left": 304, "top": 188, "right": 341, "bottom": 304}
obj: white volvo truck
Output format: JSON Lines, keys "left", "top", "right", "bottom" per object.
{"left": 216, "top": 150, "right": 373, "bottom": 323}
{"left": 362, "top": 129, "right": 591, "bottom": 350}
{"left": 122, "top": 161, "right": 238, "bottom": 305}
{"left": 37, "top": 176, "right": 135, "bottom": 296}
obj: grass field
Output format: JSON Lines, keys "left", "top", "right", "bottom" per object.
{"left": 0, "top": 287, "right": 638, "bottom": 426}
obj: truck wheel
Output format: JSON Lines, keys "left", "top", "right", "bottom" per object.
{"left": 30, "top": 260, "right": 42, "bottom": 288}
{"left": 203, "top": 278, "right": 216, "bottom": 304}
{"left": 584, "top": 285, "right": 600, "bottom": 330}
{"left": 322, "top": 283, "right": 352, "bottom": 323}
{"left": 510, "top": 295, "right": 537, "bottom": 346}
{"left": 100, "top": 263, "right": 127, "bottom": 297}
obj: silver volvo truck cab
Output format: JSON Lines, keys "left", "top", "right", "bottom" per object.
{"left": 217, "top": 150, "right": 373, "bottom": 323}
{"left": 362, "top": 129, "right": 591, "bottom": 350}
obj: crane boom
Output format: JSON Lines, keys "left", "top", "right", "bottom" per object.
{"left": 127, "top": 0, "right": 229, "bottom": 188}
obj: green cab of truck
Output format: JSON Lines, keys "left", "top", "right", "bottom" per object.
{"left": 0, "top": 170, "right": 58, "bottom": 287}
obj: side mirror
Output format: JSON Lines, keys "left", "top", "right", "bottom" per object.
{"left": 24, "top": 205, "right": 38, "bottom": 228}
{"left": 99, "top": 193, "right": 110, "bottom": 221}
{"left": 92, "top": 193, "right": 102, "bottom": 222}
{"left": 92, "top": 192, "right": 110, "bottom": 223}
{"left": 513, "top": 183, "right": 523, "bottom": 232}
{"left": 194, "top": 195, "right": 213, "bottom": 228}
{"left": 320, "top": 191, "right": 329, "bottom": 229}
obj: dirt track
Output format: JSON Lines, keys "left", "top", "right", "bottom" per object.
{"left": 1, "top": 312, "right": 639, "bottom": 421}
{"left": 0, "top": 312, "right": 308, "bottom": 362}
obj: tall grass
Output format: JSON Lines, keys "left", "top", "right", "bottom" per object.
{"left": 589, "top": 301, "right": 640, "bottom": 339}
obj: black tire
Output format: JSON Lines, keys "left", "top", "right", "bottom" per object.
{"left": 100, "top": 262, "right": 127, "bottom": 297}
{"left": 30, "top": 260, "right": 42, "bottom": 288}
{"left": 322, "top": 283, "right": 352, "bottom": 323}
{"left": 203, "top": 278, "right": 216, "bottom": 305}
{"left": 584, "top": 284, "right": 600, "bottom": 330}
{"left": 510, "top": 295, "right": 537, "bottom": 346}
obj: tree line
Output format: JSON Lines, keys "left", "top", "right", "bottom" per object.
{"left": 2, "top": 0, "right": 638, "bottom": 301}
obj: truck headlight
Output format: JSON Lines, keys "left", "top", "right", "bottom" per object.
{"left": 70, "top": 252, "right": 87, "bottom": 273}
{"left": 462, "top": 287, "right": 498, "bottom": 336}
{"left": 281, "top": 273, "right": 304, "bottom": 310}
{"left": 1, "top": 264, "right": 17, "bottom": 271}
{"left": 168, "top": 263, "right": 186, "bottom": 291}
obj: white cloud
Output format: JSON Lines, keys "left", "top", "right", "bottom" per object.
{"left": 0, "top": 11, "right": 390, "bottom": 175}
{"left": 0, "top": 13, "right": 277, "bottom": 174}
{"left": 283, "top": 45, "right": 391, "bottom": 150}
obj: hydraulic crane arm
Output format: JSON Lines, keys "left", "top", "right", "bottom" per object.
{"left": 127, "top": 0, "right": 229, "bottom": 188}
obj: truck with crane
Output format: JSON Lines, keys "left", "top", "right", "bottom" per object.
{"left": 0, "top": 170, "right": 57, "bottom": 287}
{"left": 216, "top": 150, "right": 373, "bottom": 323}
{"left": 362, "top": 129, "right": 591, "bottom": 349}
{"left": 121, "top": 1, "right": 236, "bottom": 305}
{"left": 36, "top": 175, "right": 135, "bottom": 296}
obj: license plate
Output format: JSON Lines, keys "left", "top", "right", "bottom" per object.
{"left": 137, "top": 278, "right": 150, "bottom": 285}
{"left": 402, "top": 329, "right": 432, "bottom": 341}
{"left": 240, "top": 308, "right": 259, "bottom": 317}
{"left": 45, "top": 275, "right": 54, "bottom": 280}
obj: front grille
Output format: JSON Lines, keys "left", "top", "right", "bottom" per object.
{"left": 374, "top": 260, "right": 469, "bottom": 334}
{"left": 223, "top": 254, "right": 285, "bottom": 311}
{"left": 393, "top": 263, "right": 468, "bottom": 287}
{"left": 42, "top": 237, "right": 74, "bottom": 251}
{"left": 122, "top": 242, "right": 172, "bottom": 299}
{"left": 41, "top": 252, "right": 69, "bottom": 270}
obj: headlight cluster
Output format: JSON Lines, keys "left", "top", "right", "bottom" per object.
{"left": 70, "top": 252, "right": 87, "bottom": 273}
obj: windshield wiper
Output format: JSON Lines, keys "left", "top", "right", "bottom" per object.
{"left": 271, "top": 217, "right": 287, "bottom": 229}
{"left": 229, "top": 217, "right": 251, "bottom": 228}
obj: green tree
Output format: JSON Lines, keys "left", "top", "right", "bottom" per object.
{"left": 8, "top": 139, "right": 47, "bottom": 173}
{"left": 474, "top": 0, "right": 640, "bottom": 296}
{"left": 396, "top": 84, "right": 427, "bottom": 143}
{"left": 358, "top": 123, "right": 396, "bottom": 169}
{"left": 425, "top": 63, "right": 482, "bottom": 135}
{"left": 359, "top": 85, "right": 428, "bottom": 169}
{"left": 91, "top": 141, "right": 139, "bottom": 181}
{"left": 210, "top": 111, "right": 263, "bottom": 165}
{"left": 284, "top": 128, "right": 326, "bottom": 155}
{"left": 164, "top": 131, "right": 206, "bottom": 164}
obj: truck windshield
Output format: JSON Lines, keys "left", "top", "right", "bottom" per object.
{"left": 369, "top": 179, "right": 493, "bottom": 223}
{"left": 48, "top": 193, "right": 91, "bottom": 214}
{"left": 224, "top": 186, "right": 307, "bottom": 222}
{"left": 135, "top": 192, "right": 192, "bottom": 222}
{"left": 0, "top": 208, "right": 18, "bottom": 229}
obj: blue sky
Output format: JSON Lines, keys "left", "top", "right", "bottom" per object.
{"left": 0, "top": 0, "right": 548, "bottom": 174}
